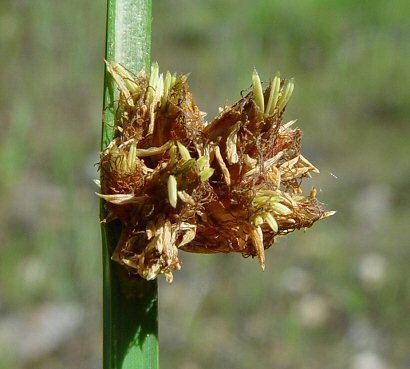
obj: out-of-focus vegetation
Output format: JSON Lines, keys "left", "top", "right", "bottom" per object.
{"left": 0, "top": 0, "right": 409, "bottom": 368}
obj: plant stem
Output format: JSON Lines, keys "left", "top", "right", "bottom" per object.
{"left": 101, "top": 1, "right": 157, "bottom": 369}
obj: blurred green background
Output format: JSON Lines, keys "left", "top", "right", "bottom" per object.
{"left": 1, "top": 0, "right": 409, "bottom": 368}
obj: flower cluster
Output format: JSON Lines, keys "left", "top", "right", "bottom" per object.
{"left": 97, "top": 62, "right": 333, "bottom": 282}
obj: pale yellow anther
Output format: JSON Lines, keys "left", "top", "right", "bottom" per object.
{"left": 177, "top": 141, "right": 191, "bottom": 161}
{"left": 252, "top": 215, "right": 264, "bottom": 227}
{"left": 264, "top": 213, "right": 278, "bottom": 233}
{"left": 177, "top": 191, "right": 195, "bottom": 206}
{"left": 252, "top": 69, "right": 264, "bottom": 113}
{"left": 277, "top": 78, "right": 294, "bottom": 113}
{"left": 156, "top": 73, "right": 164, "bottom": 103}
{"left": 168, "top": 144, "right": 177, "bottom": 167}
{"left": 265, "top": 72, "right": 281, "bottom": 115}
{"left": 167, "top": 175, "right": 178, "bottom": 208}
{"left": 271, "top": 202, "right": 292, "bottom": 216}
{"left": 127, "top": 142, "right": 137, "bottom": 171}
{"left": 253, "top": 195, "right": 281, "bottom": 208}
{"left": 199, "top": 168, "right": 214, "bottom": 181}
{"left": 196, "top": 155, "right": 210, "bottom": 170}
{"left": 162, "top": 70, "right": 173, "bottom": 107}
{"left": 147, "top": 62, "right": 159, "bottom": 103}
{"left": 105, "top": 61, "right": 134, "bottom": 106}
{"left": 112, "top": 63, "right": 140, "bottom": 94}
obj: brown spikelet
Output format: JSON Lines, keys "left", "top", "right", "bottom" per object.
{"left": 97, "top": 62, "right": 333, "bottom": 282}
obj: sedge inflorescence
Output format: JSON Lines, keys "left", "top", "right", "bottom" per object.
{"left": 97, "top": 62, "right": 334, "bottom": 283}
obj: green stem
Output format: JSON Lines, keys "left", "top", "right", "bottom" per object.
{"left": 101, "top": 1, "right": 157, "bottom": 369}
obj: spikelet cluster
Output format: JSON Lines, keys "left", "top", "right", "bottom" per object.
{"left": 97, "top": 63, "right": 333, "bottom": 282}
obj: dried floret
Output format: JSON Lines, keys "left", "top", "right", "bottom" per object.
{"left": 98, "top": 62, "right": 334, "bottom": 282}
